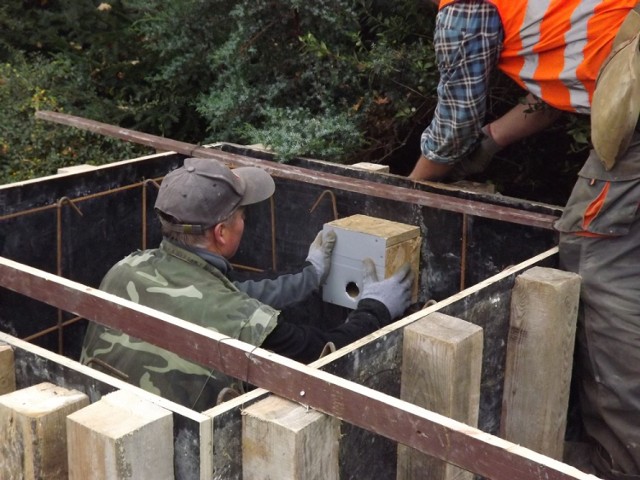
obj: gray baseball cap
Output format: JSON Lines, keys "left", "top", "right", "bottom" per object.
{"left": 155, "top": 157, "right": 275, "bottom": 234}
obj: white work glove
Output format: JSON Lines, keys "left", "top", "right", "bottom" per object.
{"left": 305, "top": 230, "right": 337, "bottom": 285}
{"left": 360, "top": 258, "right": 413, "bottom": 319}
{"left": 449, "top": 125, "right": 503, "bottom": 181}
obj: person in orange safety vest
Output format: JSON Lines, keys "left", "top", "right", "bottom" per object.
{"left": 410, "top": 2, "right": 640, "bottom": 479}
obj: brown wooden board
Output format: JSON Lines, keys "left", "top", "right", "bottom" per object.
{"left": 0, "top": 251, "right": 595, "bottom": 480}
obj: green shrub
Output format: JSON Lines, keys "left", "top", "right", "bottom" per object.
{"left": 0, "top": 53, "right": 146, "bottom": 183}
{"left": 195, "top": 0, "right": 440, "bottom": 164}
{"left": 0, "top": 0, "right": 588, "bottom": 199}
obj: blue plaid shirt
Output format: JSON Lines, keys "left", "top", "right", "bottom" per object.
{"left": 421, "top": 3, "right": 504, "bottom": 164}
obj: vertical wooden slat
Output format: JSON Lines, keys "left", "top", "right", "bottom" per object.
{"left": 501, "top": 267, "right": 581, "bottom": 460}
{"left": 243, "top": 395, "right": 340, "bottom": 480}
{"left": 397, "top": 313, "right": 483, "bottom": 480}
{"left": 0, "top": 382, "right": 89, "bottom": 479}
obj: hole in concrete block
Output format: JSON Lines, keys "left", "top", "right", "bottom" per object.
{"left": 346, "top": 281, "right": 360, "bottom": 299}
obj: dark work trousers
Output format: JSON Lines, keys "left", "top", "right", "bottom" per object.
{"left": 557, "top": 137, "right": 640, "bottom": 479}
{"left": 560, "top": 225, "right": 640, "bottom": 479}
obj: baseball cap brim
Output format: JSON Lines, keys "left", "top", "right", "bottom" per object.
{"left": 234, "top": 166, "right": 275, "bottom": 206}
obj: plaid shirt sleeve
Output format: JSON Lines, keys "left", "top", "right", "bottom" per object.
{"left": 421, "top": 2, "right": 503, "bottom": 164}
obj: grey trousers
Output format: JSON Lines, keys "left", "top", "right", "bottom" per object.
{"left": 559, "top": 209, "right": 640, "bottom": 478}
{"left": 556, "top": 132, "right": 640, "bottom": 478}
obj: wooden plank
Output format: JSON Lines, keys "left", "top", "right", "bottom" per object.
{"left": 397, "top": 313, "right": 483, "bottom": 480}
{"left": 0, "top": 252, "right": 599, "bottom": 480}
{"left": 0, "top": 382, "right": 89, "bottom": 479}
{"left": 67, "top": 390, "right": 174, "bottom": 480}
{"left": 326, "top": 214, "right": 420, "bottom": 246}
{"left": 33, "top": 111, "right": 560, "bottom": 230}
{"left": 0, "top": 345, "right": 16, "bottom": 395}
{"left": 500, "top": 267, "right": 581, "bottom": 460}
{"left": 243, "top": 395, "right": 339, "bottom": 480}
{"left": 351, "top": 162, "right": 390, "bottom": 173}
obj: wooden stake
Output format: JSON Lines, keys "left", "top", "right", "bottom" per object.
{"left": 0, "top": 382, "right": 89, "bottom": 479}
{"left": 243, "top": 395, "right": 340, "bottom": 480}
{"left": 397, "top": 313, "right": 483, "bottom": 480}
{"left": 501, "top": 267, "right": 580, "bottom": 460}
{"left": 66, "top": 390, "right": 173, "bottom": 480}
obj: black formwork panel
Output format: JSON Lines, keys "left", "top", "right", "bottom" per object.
{"left": 0, "top": 248, "right": 559, "bottom": 480}
{"left": 0, "top": 148, "right": 560, "bottom": 359}
{"left": 224, "top": 143, "right": 560, "bottom": 301}
{"left": 0, "top": 148, "right": 564, "bottom": 479}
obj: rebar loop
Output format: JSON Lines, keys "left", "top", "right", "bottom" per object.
{"left": 309, "top": 189, "right": 339, "bottom": 220}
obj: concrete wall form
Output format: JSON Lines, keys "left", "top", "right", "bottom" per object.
{"left": 0, "top": 147, "right": 589, "bottom": 479}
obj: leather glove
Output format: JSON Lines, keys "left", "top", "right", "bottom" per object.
{"left": 360, "top": 258, "right": 413, "bottom": 319}
{"left": 448, "top": 125, "right": 503, "bottom": 181}
{"left": 305, "top": 230, "right": 337, "bottom": 285}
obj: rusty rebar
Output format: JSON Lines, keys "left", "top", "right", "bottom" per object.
{"left": 55, "top": 197, "right": 83, "bottom": 355}
{"left": 309, "top": 189, "right": 339, "bottom": 220}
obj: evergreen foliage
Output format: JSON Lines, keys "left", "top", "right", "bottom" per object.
{"left": 0, "top": 52, "right": 144, "bottom": 182}
{"left": 0, "top": 0, "right": 586, "bottom": 202}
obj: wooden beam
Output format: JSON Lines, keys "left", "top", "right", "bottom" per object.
{"left": 501, "top": 267, "right": 581, "bottom": 460}
{"left": 397, "top": 313, "right": 483, "bottom": 480}
{"left": 0, "top": 255, "right": 595, "bottom": 480}
{"left": 34, "top": 111, "right": 559, "bottom": 230}
{"left": 243, "top": 395, "right": 339, "bottom": 479}
{"left": 67, "top": 390, "right": 174, "bottom": 480}
{"left": 0, "top": 382, "right": 89, "bottom": 479}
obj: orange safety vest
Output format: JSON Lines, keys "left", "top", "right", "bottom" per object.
{"left": 438, "top": 0, "right": 635, "bottom": 113}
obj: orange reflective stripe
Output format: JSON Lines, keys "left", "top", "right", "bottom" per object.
{"left": 437, "top": 0, "right": 633, "bottom": 112}
{"left": 497, "top": 2, "right": 527, "bottom": 84}
{"left": 535, "top": 1, "right": 573, "bottom": 109}
{"left": 577, "top": 2, "right": 631, "bottom": 103}
{"left": 574, "top": 230, "right": 613, "bottom": 238}
{"left": 582, "top": 181, "right": 610, "bottom": 231}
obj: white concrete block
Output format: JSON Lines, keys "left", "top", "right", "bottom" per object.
{"left": 322, "top": 214, "right": 420, "bottom": 309}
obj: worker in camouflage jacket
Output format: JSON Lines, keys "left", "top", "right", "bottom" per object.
{"left": 81, "top": 157, "right": 413, "bottom": 412}
{"left": 410, "top": 1, "right": 640, "bottom": 478}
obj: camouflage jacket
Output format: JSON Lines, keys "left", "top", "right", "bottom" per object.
{"left": 80, "top": 240, "right": 280, "bottom": 411}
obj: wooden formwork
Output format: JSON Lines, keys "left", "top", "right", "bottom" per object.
{"left": 0, "top": 250, "right": 590, "bottom": 480}
{"left": 0, "top": 132, "right": 596, "bottom": 479}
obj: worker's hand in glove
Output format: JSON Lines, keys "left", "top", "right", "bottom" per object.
{"left": 448, "top": 125, "right": 504, "bottom": 181}
{"left": 305, "top": 230, "right": 337, "bottom": 285}
{"left": 360, "top": 258, "right": 413, "bottom": 320}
